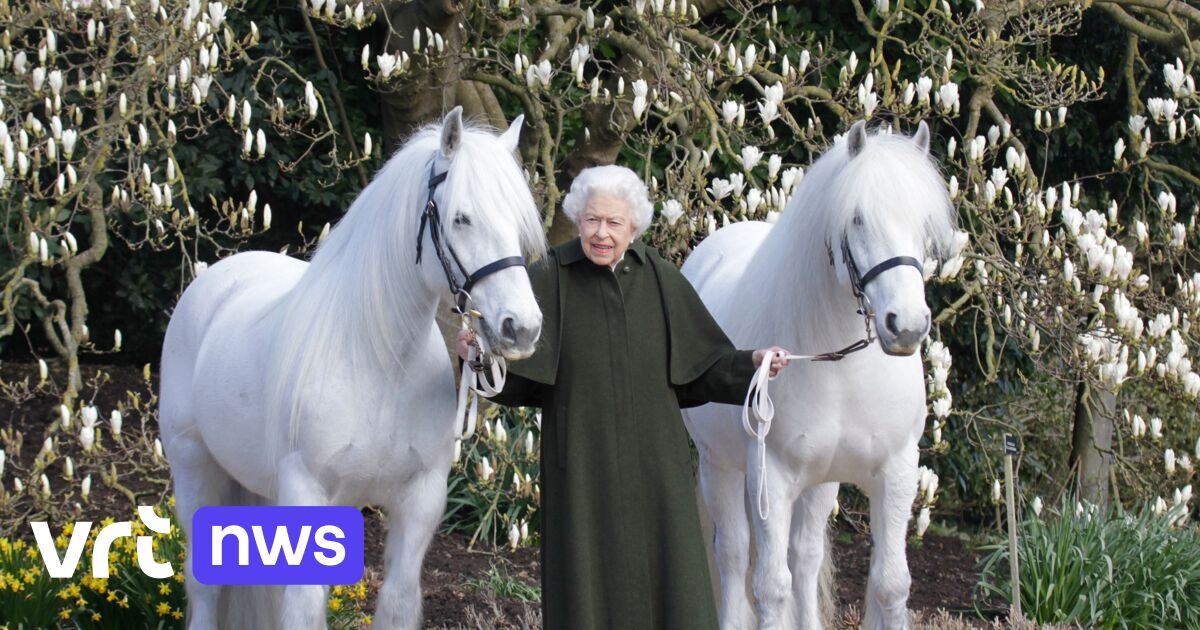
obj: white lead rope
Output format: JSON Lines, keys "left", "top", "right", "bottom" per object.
{"left": 742, "top": 352, "right": 778, "bottom": 521}
{"left": 742, "top": 347, "right": 871, "bottom": 520}
{"left": 454, "top": 323, "right": 507, "bottom": 440}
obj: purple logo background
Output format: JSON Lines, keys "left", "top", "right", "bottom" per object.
{"left": 192, "top": 506, "right": 364, "bottom": 585}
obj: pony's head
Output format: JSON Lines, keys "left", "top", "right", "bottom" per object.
{"left": 808, "top": 120, "right": 955, "bottom": 356}
{"left": 418, "top": 108, "right": 546, "bottom": 358}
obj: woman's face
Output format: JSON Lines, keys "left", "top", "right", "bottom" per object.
{"left": 578, "top": 192, "right": 636, "bottom": 267}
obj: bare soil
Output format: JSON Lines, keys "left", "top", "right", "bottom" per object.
{"left": 0, "top": 362, "right": 998, "bottom": 628}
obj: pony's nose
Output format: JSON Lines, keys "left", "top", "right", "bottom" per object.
{"left": 884, "top": 311, "right": 931, "bottom": 346}
{"left": 885, "top": 312, "right": 900, "bottom": 336}
{"left": 500, "top": 316, "right": 540, "bottom": 348}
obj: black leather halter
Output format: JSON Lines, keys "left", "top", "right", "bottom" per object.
{"left": 415, "top": 164, "right": 526, "bottom": 315}
{"left": 840, "top": 233, "right": 924, "bottom": 306}
{"left": 818, "top": 233, "right": 924, "bottom": 359}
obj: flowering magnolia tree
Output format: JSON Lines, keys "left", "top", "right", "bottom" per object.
{"left": 364, "top": 0, "right": 1200, "bottom": 521}
{"left": 0, "top": 0, "right": 380, "bottom": 520}
{"left": 2, "top": 0, "right": 1200, "bottom": 527}
{"left": 0, "top": 0, "right": 374, "bottom": 405}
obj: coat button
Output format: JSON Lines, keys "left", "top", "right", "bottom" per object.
{"left": 622, "top": 266, "right": 630, "bottom": 273}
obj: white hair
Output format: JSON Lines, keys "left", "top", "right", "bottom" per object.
{"left": 735, "top": 124, "right": 955, "bottom": 346}
{"left": 562, "top": 164, "right": 655, "bottom": 237}
{"left": 262, "top": 119, "right": 545, "bottom": 473}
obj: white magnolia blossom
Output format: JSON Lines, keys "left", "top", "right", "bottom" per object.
{"left": 79, "top": 423, "right": 95, "bottom": 452}
{"left": 1171, "top": 223, "right": 1187, "bottom": 248}
{"left": 1129, "top": 114, "right": 1147, "bottom": 135}
{"left": 759, "top": 82, "right": 783, "bottom": 125}
{"left": 916, "top": 76, "right": 933, "bottom": 104}
{"left": 377, "top": 53, "right": 397, "bottom": 79}
{"left": 937, "top": 82, "right": 959, "bottom": 114}
{"left": 1142, "top": 312, "right": 1171, "bottom": 336}
{"left": 707, "top": 177, "right": 734, "bottom": 200}
{"left": 939, "top": 255, "right": 965, "bottom": 280}
{"left": 917, "top": 466, "right": 939, "bottom": 503}
{"left": 767, "top": 154, "right": 782, "bottom": 180}
{"left": 721, "top": 100, "right": 739, "bottom": 126}
{"left": 915, "top": 507, "right": 931, "bottom": 537}
{"left": 657, "top": 199, "right": 686, "bottom": 225}
{"left": 739, "top": 145, "right": 763, "bottom": 171}
{"left": 746, "top": 188, "right": 763, "bottom": 215}
{"left": 1163, "top": 58, "right": 1195, "bottom": 97}
{"left": 630, "top": 79, "right": 648, "bottom": 119}
{"left": 1132, "top": 413, "right": 1147, "bottom": 438}
{"left": 1147, "top": 97, "right": 1179, "bottom": 122}
{"left": 477, "top": 456, "right": 494, "bottom": 482}
{"left": 742, "top": 43, "right": 757, "bottom": 70}
{"left": 727, "top": 173, "right": 746, "bottom": 198}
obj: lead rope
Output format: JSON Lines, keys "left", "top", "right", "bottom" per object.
{"left": 454, "top": 316, "right": 508, "bottom": 440}
{"left": 741, "top": 339, "right": 876, "bottom": 520}
{"left": 742, "top": 351, "right": 777, "bottom": 520}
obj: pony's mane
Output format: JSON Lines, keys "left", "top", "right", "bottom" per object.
{"left": 263, "top": 120, "right": 545, "bottom": 471}
{"left": 735, "top": 127, "right": 956, "bottom": 347}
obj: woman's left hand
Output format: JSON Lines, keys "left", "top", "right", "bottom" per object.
{"left": 752, "top": 346, "right": 792, "bottom": 377}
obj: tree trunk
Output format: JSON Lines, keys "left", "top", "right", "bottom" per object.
{"left": 1069, "top": 382, "right": 1115, "bottom": 506}
{"left": 379, "top": 0, "right": 465, "bottom": 152}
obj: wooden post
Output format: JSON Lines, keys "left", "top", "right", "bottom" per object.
{"left": 1004, "top": 433, "right": 1022, "bottom": 620}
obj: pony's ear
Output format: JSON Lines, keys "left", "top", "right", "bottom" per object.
{"left": 913, "top": 120, "right": 931, "bottom": 155}
{"left": 440, "top": 106, "right": 464, "bottom": 158}
{"left": 499, "top": 114, "right": 524, "bottom": 153}
{"left": 847, "top": 120, "right": 867, "bottom": 158}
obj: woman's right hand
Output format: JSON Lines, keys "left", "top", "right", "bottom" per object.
{"left": 456, "top": 329, "right": 475, "bottom": 361}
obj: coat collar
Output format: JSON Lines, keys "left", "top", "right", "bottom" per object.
{"left": 558, "top": 236, "right": 646, "bottom": 266}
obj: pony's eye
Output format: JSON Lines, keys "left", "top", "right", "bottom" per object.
{"left": 453, "top": 214, "right": 472, "bottom": 227}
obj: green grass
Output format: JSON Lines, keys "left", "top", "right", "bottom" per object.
{"left": 466, "top": 562, "right": 541, "bottom": 603}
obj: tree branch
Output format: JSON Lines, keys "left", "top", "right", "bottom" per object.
{"left": 298, "top": 0, "right": 369, "bottom": 188}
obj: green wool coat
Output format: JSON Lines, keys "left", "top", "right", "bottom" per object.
{"left": 489, "top": 237, "right": 756, "bottom": 630}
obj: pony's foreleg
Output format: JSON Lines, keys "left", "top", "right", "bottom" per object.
{"left": 862, "top": 448, "right": 918, "bottom": 630}
{"left": 698, "top": 456, "right": 754, "bottom": 630}
{"left": 789, "top": 482, "right": 838, "bottom": 629}
{"left": 276, "top": 453, "right": 332, "bottom": 630}
{"left": 747, "top": 452, "right": 799, "bottom": 630}
{"left": 165, "top": 435, "right": 234, "bottom": 630}
{"left": 375, "top": 467, "right": 449, "bottom": 630}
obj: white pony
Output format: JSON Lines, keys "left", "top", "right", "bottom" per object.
{"left": 682, "top": 121, "right": 955, "bottom": 630}
{"left": 159, "top": 107, "right": 546, "bottom": 629}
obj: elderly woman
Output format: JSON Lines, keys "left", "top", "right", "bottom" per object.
{"left": 458, "top": 165, "right": 789, "bottom": 630}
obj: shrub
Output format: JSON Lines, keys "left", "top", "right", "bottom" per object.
{"left": 979, "top": 499, "right": 1200, "bottom": 629}
{"left": 442, "top": 405, "right": 541, "bottom": 550}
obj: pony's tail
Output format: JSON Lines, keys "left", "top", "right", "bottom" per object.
{"left": 216, "top": 482, "right": 283, "bottom": 630}
{"left": 818, "top": 527, "right": 835, "bottom": 628}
